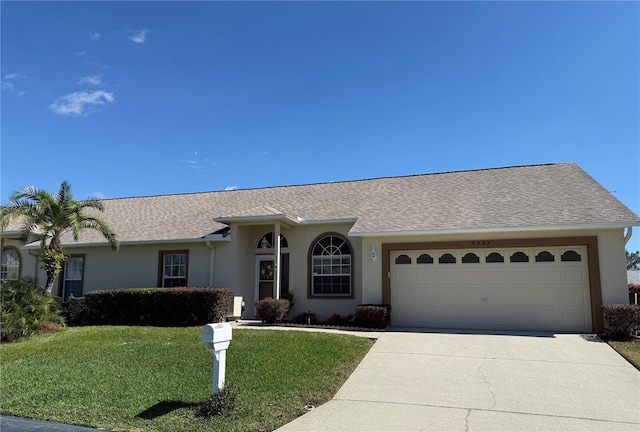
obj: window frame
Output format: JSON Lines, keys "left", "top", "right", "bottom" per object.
{"left": 1, "top": 246, "right": 21, "bottom": 282}
{"left": 308, "top": 233, "right": 354, "bottom": 299}
{"left": 158, "top": 250, "right": 189, "bottom": 288}
{"left": 59, "top": 254, "right": 85, "bottom": 302}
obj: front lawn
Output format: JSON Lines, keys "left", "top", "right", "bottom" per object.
{"left": 608, "top": 339, "right": 640, "bottom": 370}
{"left": 0, "top": 326, "right": 373, "bottom": 432}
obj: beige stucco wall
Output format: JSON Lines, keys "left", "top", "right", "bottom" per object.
{"left": 358, "top": 227, "right": 631, "bottom": 307}
{"left": 13, "top": 240, "right": 233, "bottom": 295}
{"left": 231, "top": 222, "right": 362, "bottom": 320}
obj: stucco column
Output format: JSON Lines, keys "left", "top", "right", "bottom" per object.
{"left": 275, "top": 222, "right": 281, "bottom": 299}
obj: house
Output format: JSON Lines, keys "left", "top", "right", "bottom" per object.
{"left": 2, "top": 162, "right": 639, "bottom": 333}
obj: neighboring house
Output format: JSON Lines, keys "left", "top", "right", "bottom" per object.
{"left": 628, "top": 270, "right": 640, "bottom": 285}
{"left": 2, "top": 162, "right": 639, "bottom": 333}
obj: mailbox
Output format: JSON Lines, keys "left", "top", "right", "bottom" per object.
{"left": 201, "top": 322, "right": 232, "bottom": 394}
{"left": 202, "top": 323, "right": 232, "bottom": 352}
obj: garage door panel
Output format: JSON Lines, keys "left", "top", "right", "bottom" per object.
{"left": 394, "top": 270, "right": 414, "bottom": 285}
{"left": 436, "top": 288, "right": 461, "bottom": 305}
{"left": 562, "top": 289, "right": 587, "bottom": 306}
{"left": 414, "top": 270, "right": 435, "bottom": 285}
{"left": 460, "top": 270, "right": 485, "bottom": 285}
{"left": 561, "top": 269, "right": 586, "bottom": 284}
{"left": 416, "top": 287, "right": 436, "bottom": 307}
{"left": 436, "top": 271, "right": 458, "bottom": 285}
{"left": 508, "top": 269, "right": 534, "bottom": 285}
{"left": 393, "top": 287, "right": 415, "bottom": 309}
{"left": 483, "top": 270, "right": 507, "bottom": 285}
{"left": 534, "top": 268, "right": 562, "bottom": 285}
{"left": 391, "top": 246, "right": 591, "bottom": 332}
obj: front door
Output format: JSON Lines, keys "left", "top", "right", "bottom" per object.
{"left": 258, "top": 257, "right": 275, "bottom": 300}
{"left": 255, "top": 254, "right": 290, "bottom": 301}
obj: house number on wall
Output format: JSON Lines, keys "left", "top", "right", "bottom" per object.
{"left": 471, "top": 241, "right": 491, "bottom": 246}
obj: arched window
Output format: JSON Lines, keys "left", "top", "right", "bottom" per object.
{"left": 462, "top": 253, "right": 480, "bottom": 264}
{"left": 257, "top": 232, "right": 288, "bottom": 249}
{"left": 1, "top": 247, "right": 21, "bottom": 281}
{"left": 561, "top": 250, "right": 582, "bottom": 262}
{"left": 417, "top": 254, "right": 434, "bottom": 264}
{"left": 310, "top": 234, "right": 352, "bottom": 297}
{"left": 439, "top": 253, "right": 456, "bottom": 264}
{"left": 395, "top": 254, "right": 411, "bottom": 265}
{"left": 510, "top": 252, "right": 529, "bottom": 263}
{"left": 535, "top": 251, "right": 555, "bottom": 262}
{"left": 486, "top": 252, "right": 504, "bottom": 263}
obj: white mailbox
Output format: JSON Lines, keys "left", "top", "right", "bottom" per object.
{"left": 201, "top": 323, "right": 232, "bottom": 394}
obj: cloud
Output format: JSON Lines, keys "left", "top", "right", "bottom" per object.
{"left": 90, "top": 191, "right": 106, "bottom": 199}
{"left": 129, "top": 29, "right": 148, "bottom": 44}
{"left": 90, "top": 32, "right": 101, "bottom": 41}
{"left": 225, "top": 186, "right": 238, "bottom": 191}
{"left": 2, "top": 72, "right": 27, "bottom": 92}
{"left": 78, "top": 74, "right": 103, "bottom": 86}
{"left": 182, "top": 160, "right": 198, "bottom": 164}
{"left": 17, "top": 91, "right": 26, "bottom": 96}
{"left": 76, "top": 51, "right": 87, "bottom": 57}
{"left": 49, "top": 90, "right": 115, "bottom": 116}
{"left": 4, "top": 73, "right": 26, "bottom": 80}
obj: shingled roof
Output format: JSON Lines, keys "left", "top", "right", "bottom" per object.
{"left": 4, "top": 163, "right": 640, "bottom": 246}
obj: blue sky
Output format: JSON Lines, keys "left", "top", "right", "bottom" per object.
{"left": 2, "top": 1, "right": 639, "bottom": 250}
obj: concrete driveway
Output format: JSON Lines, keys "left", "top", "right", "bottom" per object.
{"left": 278, "top": 328, "right": 640, "bottom": 431}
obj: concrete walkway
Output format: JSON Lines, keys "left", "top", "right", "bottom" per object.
{"left": 278, "top": 328, "right": 640, "bottom": 431}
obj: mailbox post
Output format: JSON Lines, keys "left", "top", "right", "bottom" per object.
{"left": 201, "top": 323, "right": 232, "bottom": 394}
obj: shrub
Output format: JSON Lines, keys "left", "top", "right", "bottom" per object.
{"left": 323, "top": 313, "right": 354, "bottom": 327}
{"left": 197, "top": 385, "right": 237, "bottom": 417}
{"left": 355, "top": 304, "right": 391, "bottom": 329}
{"left": 1, "top": 279, "right": 65, "bottom": 342}
{"left": 68, "top": 287, "right": 233, "bottom": 326}
{"left": 601, "top": 304, "right": 640, "bottom": 339}
{"left": 255, "top": 299, "right": 290, "bottom": 324}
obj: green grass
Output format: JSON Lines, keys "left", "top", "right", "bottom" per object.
{"left": 0, "top": 326, "right": 373, "bottom": 432}
{"left": 608, "top": 338, "right": 640, "bottom": 370}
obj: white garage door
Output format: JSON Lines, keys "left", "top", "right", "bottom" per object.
{"left": 390, "top": 246, "right": 591, "bottom": 332}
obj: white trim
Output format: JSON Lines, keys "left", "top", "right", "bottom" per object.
{"left": 349, "top": 222, "right": 640, "bottom": 237}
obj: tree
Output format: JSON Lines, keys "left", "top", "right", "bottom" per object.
{"left": 1, "top": 181, "right": 119, "bottom": 296}
{"left": 627, "top": 250, "right": 640, "bottom": 270}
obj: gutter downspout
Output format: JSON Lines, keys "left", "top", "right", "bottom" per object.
{"left": 206, "top": 241, "right": 215, "bottom": 287}
{"left": 624, "top": 226, "right": 633, "bottom": 245}
{"left": 275, "top": 222, "right": 281, "bottom": 300}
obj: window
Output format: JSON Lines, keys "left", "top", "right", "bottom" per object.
{"left": 159, "top": 251, "right": 188, "bottom": 287}
{"left": 462, "top": 253, "right": 480, "bottom": 264}
{"left": 486, "top": 252, "right": 504, "bottom": 263}
{"left": 310, "top": 234, "right": 352, "bottom": 297}
{"left": 257, "top": 232, "right": 288, "bottom": 249}
{"left": 535, "top": 251, "right": 555, "bottom": 262}
{"left": 439, "top": 253, "right": 456, "bottom": 264}
{"left": 61, "top": 256, "right": 84, "bottom": 302}
{"left": 561, "top": 250, "right": 582, "bottom": 262}
{"left": 510, "top": 252, "right": 529, "bottom": 263}
{"left": 1, "top": 247, "right": 20, "bottom": 281}
{"left": 417, "top": 254, "right": 434, "bottom": 264}
{"left": 395, "top": 254, "right": 411, "bottom": 264}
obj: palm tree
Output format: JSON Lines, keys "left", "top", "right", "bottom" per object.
{"left": 1, "top": 181, "right": 119, "bottom": 296}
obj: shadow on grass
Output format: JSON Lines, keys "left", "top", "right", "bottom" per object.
{"left": 136, "top": 400, "right": 199, "bottom": 420}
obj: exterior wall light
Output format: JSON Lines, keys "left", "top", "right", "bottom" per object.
{"left": 370, "top": 246, "right": 378, "bottom": 262}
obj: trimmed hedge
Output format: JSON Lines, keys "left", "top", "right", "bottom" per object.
{"left": 255, "top": 299, "right": 290, "bottom": 324}
{"left": 601, "top": 304, "right": 640, "bottom": 339}
{"left": 67, "top": 287, "right": 233, "bottom": 326}
{"left": 355, "top": 304, "right": 391, "bottom": 329}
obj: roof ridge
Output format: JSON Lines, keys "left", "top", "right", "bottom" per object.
{"left": 100, "top": 162, "right": 570, "bottom": 201}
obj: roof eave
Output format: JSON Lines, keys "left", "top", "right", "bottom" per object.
{"left": 22, "top": 235, "right": 231, "bottom": 250}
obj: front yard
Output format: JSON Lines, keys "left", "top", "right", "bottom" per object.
{"left": 0, "top": 326, "right": 373, "bottom": 432}
{"left": 608, "top": 339, "right": 640, "bottom": 370}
